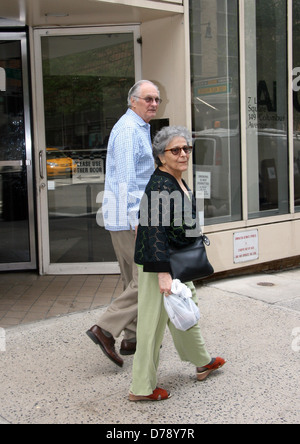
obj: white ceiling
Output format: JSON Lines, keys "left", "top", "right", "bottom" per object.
{"left": 0, "top": 0, "right": 182, "bottom": 28}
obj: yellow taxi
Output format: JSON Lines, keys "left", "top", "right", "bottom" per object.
{"left": 46, "top": 148, "right": 77, "bottom": 178}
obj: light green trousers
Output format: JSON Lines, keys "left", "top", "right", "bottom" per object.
{"left": 130, "top": 267, "right": 212, "bottom": 396}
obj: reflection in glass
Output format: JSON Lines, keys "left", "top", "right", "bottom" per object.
{"left": 42, "top": 33, "right": 135, "bottom": 263}
{"left": 294, "top": 0, "right": 300, "bottom": 211}
{"left": 190, "top": 0, "right": 241, "bottom": 226}
{"left": 245, "top": 0, "right": 289, "bottom": 218}
{"left": 0, "top": 40, "right": 31, "bottom": 264}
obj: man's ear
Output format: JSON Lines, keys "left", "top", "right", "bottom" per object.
{"left": 130, "top": 96, "right": 137, "bottom": 109}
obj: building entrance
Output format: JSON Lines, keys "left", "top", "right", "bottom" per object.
{"left": 34, "top": 27, "right": 141, "bottom": 274}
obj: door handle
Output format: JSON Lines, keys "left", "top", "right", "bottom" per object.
{"left": 39, "top": 151, "right": 45, "bottom": 180}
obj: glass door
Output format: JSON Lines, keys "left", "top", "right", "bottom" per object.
{"left": 0, "top": 33, "right": 36, "bottom": 271}
{"left": 34, "top": 27, "right": 141, "bottom": 274}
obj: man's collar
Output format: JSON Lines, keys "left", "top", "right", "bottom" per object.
{"left": 126, "top": 108, "right": 150, "bottom": 127}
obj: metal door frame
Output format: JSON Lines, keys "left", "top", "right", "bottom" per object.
{"left": 33, "top": 26, "right": 142, "bottom": 274}
{"left": 0, "top": 32, "right": 36, "bottom": 271}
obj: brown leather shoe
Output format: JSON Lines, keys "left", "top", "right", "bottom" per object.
{"left": 86, "top": 325, "right": 123, "bottom": 367}
{"left": 120, "top": 339, "right": 136, "bottom": 356}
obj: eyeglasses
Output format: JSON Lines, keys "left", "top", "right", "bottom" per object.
{"left": 164, "top": 146, "right": 193, "bottom": 156}
{"left": 134, "top": 96, "right": 162, "bottom": 105}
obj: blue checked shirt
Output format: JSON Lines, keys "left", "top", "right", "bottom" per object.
{"left": 103, "top": 109, "right": 155, "bottom": 231}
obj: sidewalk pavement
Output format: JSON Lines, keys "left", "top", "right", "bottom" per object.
{"left": 0, "top": 269, "right": 299, "bottom": 424}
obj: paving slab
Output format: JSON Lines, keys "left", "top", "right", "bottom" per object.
{"left": 209, "top": 271, "right": 300, "bottom": 308}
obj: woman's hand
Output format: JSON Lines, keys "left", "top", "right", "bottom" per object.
{"left": 158, "top": 273, "right": 173, "bottom": 297}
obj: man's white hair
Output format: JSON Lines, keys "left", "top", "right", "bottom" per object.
{"left": 127, "top": 80, "right": 160, "bottom": 107}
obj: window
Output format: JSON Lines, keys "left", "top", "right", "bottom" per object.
{"left": 190, "top": 0, "right": 241, "bottom": 225}
{"left": 294, "top": 0, "right": 300, "bottom": 211}
{"left": 245, "top": 0, "right": 289, "bottom": 218}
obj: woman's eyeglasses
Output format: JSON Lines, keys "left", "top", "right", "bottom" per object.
{"left": 164, "top": 146, "right": 193, "bottom": 156}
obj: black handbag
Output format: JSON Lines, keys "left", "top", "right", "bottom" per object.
{"left": 169, "top": 235, "right": 214, "bottom": 283}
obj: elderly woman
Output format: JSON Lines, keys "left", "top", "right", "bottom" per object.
{"left": 129, "top": 126, "right": 225, "bottom": 402}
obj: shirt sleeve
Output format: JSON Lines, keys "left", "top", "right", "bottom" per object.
{"left": 112, "top": 127, "right": 144, "bottom": 229}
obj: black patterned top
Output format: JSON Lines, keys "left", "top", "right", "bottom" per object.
{"left": 134, "top": 168, "right": 199, "bottom": 273}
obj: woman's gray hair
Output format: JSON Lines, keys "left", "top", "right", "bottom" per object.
{"left": 152, "top": 126, "right": 192, "bottom": 166}
{"left": 127, "top": 80, "right": 160, "bottom": 107}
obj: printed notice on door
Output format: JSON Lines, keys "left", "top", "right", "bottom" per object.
{"left": 195, "top": 171, "right": 211, "bottom": 199}
{"left": 234, "top": 230, "right": 259, "bottom": 264}
{"left": 73, "top": 159, "right": 105, "bottom": 184}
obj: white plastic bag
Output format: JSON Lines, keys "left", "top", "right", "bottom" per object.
{"left": 164, "top": 280, "right": 200, "bottom": 331}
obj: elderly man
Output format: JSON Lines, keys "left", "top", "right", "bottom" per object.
{"left": 87, "top": 80, "right": 161, "bottom": 367}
